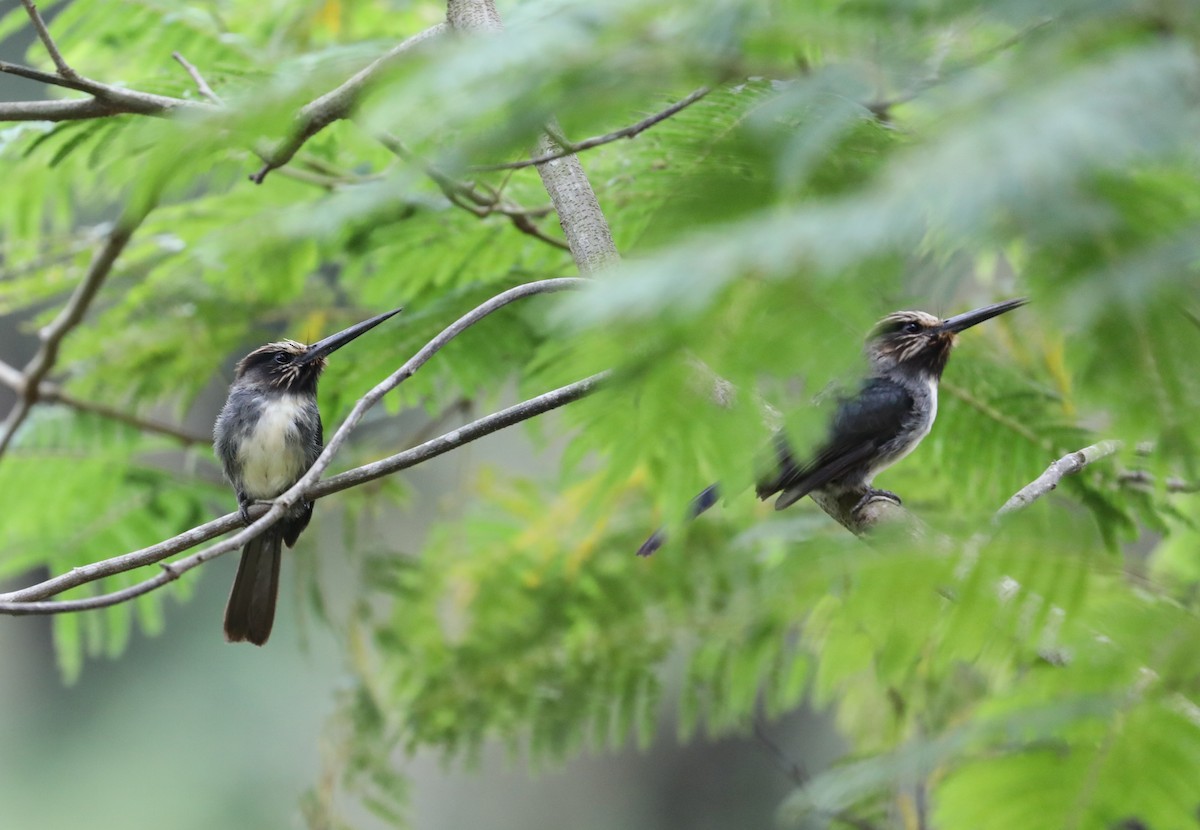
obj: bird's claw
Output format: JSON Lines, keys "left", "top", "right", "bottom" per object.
{"left": 852, "top": 488, "right": 902, "bottom": 515}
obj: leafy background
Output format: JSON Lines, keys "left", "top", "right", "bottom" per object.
{"left": 1, "top": 0, "right": 1198, "bottom": 828}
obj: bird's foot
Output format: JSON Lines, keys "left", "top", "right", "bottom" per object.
{"left": 852, "top": 488, "right": 902, "bottom": 515}
{"left": 238, "top": 500, "right": 275, "bottom": 525}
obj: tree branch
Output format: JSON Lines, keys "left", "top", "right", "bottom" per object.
{"left": 0, "top": 58, "right": 203, "bottom": 117}
{"left": 446, "top": 0, "right": 619, "bottom": 274}
{"left": 754, "top": 715, "right": 882, "bottom": 830}
{"left": 0, "top": 277, "right": 592, "bottom": 610}
{"left": 0, "top": 96, "right": 132, "bottom": 122}
{"left": 0, "top": 372, "right": 606, "bottom": 612}
{"left": 0, "top": 358, "right": 208, "bottom": 445}
{"left": 996, "top": 440, "right": 1123, "bottom": 517}
{"left": 471, "top": 86, "right": 712, "bottom": 172}
{"left": 0, "top": 205, "right": 154, "bottom": 460}
{"left": 171, "top": 51, "right": 222, "bottom": 105}
{"left": 375, "top": 132, "right": 569, "bottom": 252}
{"left": 249, "top": 23, "right": 447, "bottom": 184}
{"left": 20, "top": 0, "right": 78, "bottom": 79}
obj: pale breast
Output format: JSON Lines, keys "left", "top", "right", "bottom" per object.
{"left": 887, "top": 378, "right": 938, "bottom": 467}
{"left": 863, "top": 377, "right": 939, "bottom": 485}
{"left": 237, "top": 394, "right": 312, "bottom": 498}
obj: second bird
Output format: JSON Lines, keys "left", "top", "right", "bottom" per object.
{"left": 638, "top": 297, "right": 1027, "bottom": 555}
{"left": 214, "top": 308, "right": 402, "bottom": 645}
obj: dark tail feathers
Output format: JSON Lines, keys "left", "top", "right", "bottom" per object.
{"left": 223, "top": 530, "right": 283, "bottom": 646}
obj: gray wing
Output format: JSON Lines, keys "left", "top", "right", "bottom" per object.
{"left": 756, "top": 377, "right": 915, "bottom": 509}
{"left": 282, "top": 406, "right": 322, "bottom": 548}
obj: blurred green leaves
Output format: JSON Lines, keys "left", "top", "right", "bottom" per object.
{"left": 1, "top": 0, "right": 1199, "bottom": 826}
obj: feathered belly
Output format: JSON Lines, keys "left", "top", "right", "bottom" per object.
{"left": 866, "top": 380, "right": 938, "bottom": 481}
{"left": 237, "top": 396, "right": 312, "bottom": 498}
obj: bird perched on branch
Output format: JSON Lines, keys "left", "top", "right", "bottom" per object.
{"left": 637, "top": 298, "right": 1027, "bottom": 555}
{"left": 214, "top": 308, "right": 402, "bottom": 645}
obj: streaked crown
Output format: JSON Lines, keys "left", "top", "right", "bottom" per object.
{"left": 234, "top": 339, "right": 327, "bottom": 393}
{"left": 865, "top": 310, "right": 956, "bottom": 378}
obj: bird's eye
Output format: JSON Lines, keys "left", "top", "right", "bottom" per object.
{"left": 273, "top": 352, "right": 291, "bottom": 364}
{"left": 902, "top": 322, "right": 922, "bottom": 334}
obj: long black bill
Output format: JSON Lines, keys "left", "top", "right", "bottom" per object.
{"left": 940, "top": 297, "right": 1027, "bottom": 334}
{"left": 298, "top": 307, "right": 403, "bottom": 365}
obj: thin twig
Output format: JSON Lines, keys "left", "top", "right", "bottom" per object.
{"left": 171, "top": 51, "right": 222, "bottom": 105}
{"left": 250, "top": 22, "right": 446, "bottom": 184}
{"left": 19, "top": 0, "right": 78, "bottom": 79}
{"left": 754, "top": 715, "right": 808, "bottom": 783}
{"left": 0, "top": 58, "right": 202, "bottom": 116}
{"left": 447, "top": 0, "right": 618, "bottom": 274}
{"left": 471, "top": 86, "right": 712, "bottom": 172}
{"left": 996, "top": 441, "right": 1122, "bottom": 517}
{"left": 865, "top": 18, "right": 1054, "bottom": 119}
{"left": 754, "top": 715, "right": 881, "bottom": 830}
{"left": 0, "top": 359, "right": 208, "bottom": 445}
{"left": 0, "top": 57, "right": 97, "bottom": 94}
{"left": 0, "top": 97, "right": 127, "bottom": 121}
{"left": 0, "top": 372, "right": 606, "bottom": 611}
{"left": 376, "top": 131, "right": 569, "bottom": 252}
{"left": 278, "top": 278, "right": 588, "bottom": 509}
{"left": 0, "top": 207, "right": 154, "bottom": 460}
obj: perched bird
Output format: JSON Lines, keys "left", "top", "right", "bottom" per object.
{"left": 637, "top": 298, "right": 1027, "bottom": 555}
{"left": 214, "top": 308, "right": 402, "bottom": 645}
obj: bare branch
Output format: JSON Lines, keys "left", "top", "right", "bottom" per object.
{"left": 278, "top": 277, "right": 588, "bottom": 507}
{"left": 996, "top": 441, "right": 1122, "bottom": 517}
{"left": 376, "top": 132, "right": 568, "bottom": 252}
{"left": 754, "top": 715, "right": 882, "bottom": 830}
{"left": 0, "top": 206, "right": 155, "bottom": 460}
{"left": 0, "top": 58, "right": 202, "bottom": 116}
{"left": 52, "top": 388, "right": 208, "bottom": 445}
{"left": 171, "top": 51, "right": 222, "bottom": 105}
{"left": 20, "top": 0, "right": 78, "bottom": 79}
{"left": 0, "top": 97, "right": 129, "bottom": 122}
{"left": 447, "top": 0, "right": 619, "bottom": 275}
{"left": 250, "top": 22, "right": 447, "bottom": 184}
{"left": 0, "top": 372, "right": 606, "bottom": 612}
{"left": 0, "top": 277, "right": 590, "bottom": 608}
{"left": 0, "top": 359, "right": 208, "bottom": 445}
{"left": 866, "top": 18, "right": 1054, "bottom": 120}
{"left": 471, "top": 86, "right": 712, "bottom": 172}
{"left": 0, "top": 57, "right": 97, "bottom": 94}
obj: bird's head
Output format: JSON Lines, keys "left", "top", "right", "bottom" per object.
{"left": 865, "top": 298, "right": 1026, "bottom": 379}
{"left": 233, "top": 308, "right": 403, "bottom": 394}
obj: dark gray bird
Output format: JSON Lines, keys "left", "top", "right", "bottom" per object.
{"left": 214, "top": 308, "right": 402, "bottom": 645}
{"left": 637, "top": 298, "right": 1027, "bottom": 555}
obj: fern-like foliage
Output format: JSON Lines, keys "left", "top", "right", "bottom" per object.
{"left": 1, "top": 0, "right": 1199, "bottom": 827}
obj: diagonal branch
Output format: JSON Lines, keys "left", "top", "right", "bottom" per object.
{"left": 377, "top": 132, "right": 568, "bottom": 251}
{"left": 0, "top": 58, "right": 204, "bottom": 116}
{"left": 0, "top": 358, "right": 208, "bottom": 445}
{"left": 20, "top": 0, "right": 78, "bottom": 79}
{"left": 171, "top": 51, "right": 222, "bottom": 105}
{"left": 447, "top": 0, "right": 619, "bottom": 275}
{"left": 0, "top": 205, "right": 154, "bottom": 460}
{"left": 0, "top": 96, "right": 136, "bottom": 122}
{"left": 471, "top": 86, "right": 712, "bottom": 172}
{"left": 0, "top": 372, "right": 607, "bottom": 612}
{"left": 0, "top": 277, "right": 592, "bottom": 610}
{"left": 995, "top": 440, "right": 1122, "bottom": 517}
{"left": 249, "top": 23, "right": 447, "bottom": 184}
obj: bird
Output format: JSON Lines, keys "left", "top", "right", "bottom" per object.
{"left": 214, "top": 308, "right": 402, "bottom": 645}
{"left": 637, "top": 298, "right": 1027, "bottom": 555}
